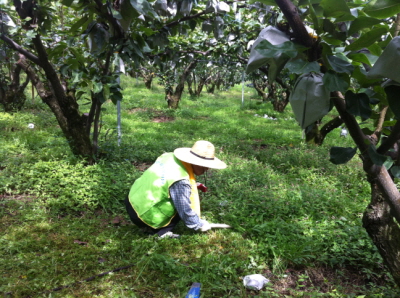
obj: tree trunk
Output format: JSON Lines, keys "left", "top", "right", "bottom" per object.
{"left": 257, "top": 68, "right": 290, "bottom": 112}
{"left": 166, "top": 60, "right": 197, "bottom": 109}
{"left": 15, "top": 46, "right": 94, "bottom": 163}
{"left": 166, "top": 92, "right": 180, "bottom": 109}
{"left": 363, "top": 180, "right": 400, "bottom": 285}
{"left": 272, "top": 99, "right": 289, "bottom": 112}
{"left": 0, "top": 86, "right": 27, "bottom": 112}
{"left": 331, "top": 91, "right": 400, "bottom": 286}
{"left": 0, "top": 63, "right": 29, "bottom": 112}
{"left": 186, "top": 75, "right": 195, "bottom": 96}
{"left": 275, "top": 0, "right": 400, "bottom": 286}
{"left": 253, "top": 79, "right": 269, "bottom": 101}
{"left": 196, "top": 75, "right": 211, "bottom": 97}
{"left": 207, "top": 82, "right": 216, "bottom": 94}
{"left": 143, "top": 74, "right": 153, "bottom": 89}
{"left": 196, "top": 80, "right": 206, "bottom": 97}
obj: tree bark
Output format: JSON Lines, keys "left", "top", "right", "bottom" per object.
{"left": 206, "top": 82, "right": 216, "bottom": 94}
{"left": 144, "top": 76, "right": 153, "bottom": 89}
{"left": 258, "top": 67, "right": 290, "bottom": 112}
{"left": 195, "top": 78, "right": 206, "bottom": 97}
{"left": 307, "top": 116, "right": 344, "bottom": 145}
{"left": 363, "top": 180, "right": 400, "bottom": 284}
{"left": 253, "top": 79, "right": 269, "bottom": 101}
{"left": 186, "top": 74, "right": 195, "bottom": 96}
{"left": 0, "top": 63, "right": 29, "bottom": 112}
{"left": 166, "top": 60, "right": 197, "bottom": 109}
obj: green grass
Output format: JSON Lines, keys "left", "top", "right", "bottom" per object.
{"left": 0, "top": 76, "right": 399, "bottom": 297}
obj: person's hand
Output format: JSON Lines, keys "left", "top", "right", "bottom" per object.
{"left": 200, "top": 220, "right": 212, "bottom": 232}
{"left": 196, "top": 182, "right": 208, "bottom": 192}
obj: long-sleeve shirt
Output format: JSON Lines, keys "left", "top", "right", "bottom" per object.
{"left": 169, "top": 179, "right": 205, "bottom": 230}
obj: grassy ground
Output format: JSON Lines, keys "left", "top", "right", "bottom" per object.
{"left": 0, "top": 77, "right": 399, "bottom": 297}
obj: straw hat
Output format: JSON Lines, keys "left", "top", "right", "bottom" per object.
{"left": 174, "top": 140, "right": 227, "bottom": 169}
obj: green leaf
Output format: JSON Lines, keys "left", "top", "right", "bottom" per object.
{"left": 368, "top": 145, "right": 394, "bottom": 169}
{"left": 285, "top": 59, "right": 320, "bottom": 75}
{"left": 334, "top": 13, "right": 356, "bottom": 23}
{"left": 385, "top": 85, "right": 400, "bottom": 120}
{"left": 69, "top": 48, "right": 85, "bottom": 65}
{"left": 308, "top": 0, "right": 321, "bottom": 32}
{"left": 138, "top": 26, "right": 156, "bottom": 36}
{"left": 327, "top": 55, "right": 354, "bottom": 74}
{"left": 329, "top": 147, "right": 357, "bottom": 164}
{"left": 48, "top": 43, "right": 67, "bottom": 60}
{"left": 61, "top": 0, "right": 74, "bottom": 6}
{"left": 72, "top": 72, "right": 82, "bottom": 84}
{"left": 320, "top": 0, "right": 351, "bottom": 18}
{"left": 298, "top": 0, "right": 320, "bottom": 5}
{"left": 75, "top": 90, "right": 87, "bottom": 100}
{"left": 255, "top": 40, "right": 298, "bottom": 59}
{"left": 321, "top": 36, "right": 344, "bottom": 46}
{"left": 345, "top": 27, "right": 388, "bottom": 51}
{"left": 60, "top": 65, "right": 69, "bottom": 76}
{"left": 374, "top": 85, "right": 388, "bottom": 105}
{"left": 362, "top": 127, "right": 374, "bottom": 135}
{"left": 70, "top": 16, "right": 89, "bottom": 33}
{"left": 110, "top": 89, "right": 123, "bottom": 104}
{"left": 97, "top": 91, "right": 106, "bottom": 104}
{"left": 347, "top": 53, "right": 372, "bottom": 66}
{"left": 322, "top": 70, "right": 349, "bottom": 93}
{"left": 188, "top": 19, "right": 197, "bottom": 31}
{"left": 345, "top": 90, "right": 371, "bottom": 120}
{"left": 103, "top": 84, "right": 110, "bottom": 101}
{"left": 368, "top": 43, "right": 382, "bottom": 56}
{"left": 352, "top": 66, "right": 381, "bottom": 88}
{"left": 121, "top": 0, "right": 139, "bottom": 21}
{"left": 348, "top": 16, "right": 382, "bottom": 36}
{"left": 383, "top": 120, "right": 397, "bottom": 126}
{"left": 390, "top": 166, "right": 400, "bottom": 178}
{"left": 364, "top": 0, "right": 400, "bottom": 19}
{"left": 129, "top": 0, "right": 157, "bottom": 18}
{"left": 93, "top": 81, "right": 103, "bottom": 94}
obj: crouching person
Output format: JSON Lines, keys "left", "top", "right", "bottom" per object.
{"left": 125, "top": 140, "right": 227, "bottom": 238}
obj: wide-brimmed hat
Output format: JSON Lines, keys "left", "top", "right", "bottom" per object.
{"left": 174, "top": 140, "right": 227, "bottom": 169}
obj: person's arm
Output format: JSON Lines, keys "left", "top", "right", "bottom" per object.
{"left": 169, "top": 179, "right": 208, "bottom": 230}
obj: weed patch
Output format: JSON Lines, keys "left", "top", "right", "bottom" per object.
{"left": 0, "top": 78, "right": 399, "bottom": 297}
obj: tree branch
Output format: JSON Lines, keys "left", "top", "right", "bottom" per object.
{"left": 0, "top": 34, "right": 42, "bottom": 66}
{"left": 377, "top": 120, "right": 400, "bottom": 155}
{"left": 331, "top": 91, "right": 370, "bottom": 153}
{"left": 369, "top": 105, "right": 388, "bottom": 145}
{"left": 394, "top": 13, "right": 400, "bottom": 37}
{"left": 164, "top": 10, "right": 209, "bottom": 29}
{"left": 274, "top": 0, "right": 313, "bottom": 48}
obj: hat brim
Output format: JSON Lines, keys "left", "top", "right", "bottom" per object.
{"left": 174, "top": 148, "right": 227, "bottom": 169}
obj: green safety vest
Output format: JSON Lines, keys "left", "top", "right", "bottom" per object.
{"left": 128, "top": 152, "right": 198, "bottom": 229}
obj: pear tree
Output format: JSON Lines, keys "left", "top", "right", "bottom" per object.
{"left": 249, "top": 0, "right": 400, "bottom": 285}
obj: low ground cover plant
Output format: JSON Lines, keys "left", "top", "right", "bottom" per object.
{"left": 0, "top": 77, "right": 399, "bottom": 297}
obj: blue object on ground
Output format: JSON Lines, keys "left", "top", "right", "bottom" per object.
{"left": 186, "top": 282, "right": 201, "bottom": 298}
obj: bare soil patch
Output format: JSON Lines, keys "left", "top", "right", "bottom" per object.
{"left": 258, "top": 266, "right": 391, "bottom": 296}
{"left": 128, "top": 108, "right": 175, "bottom": 123}
{"left": 0, "top": 194, "right": 37, "bottom": 202}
